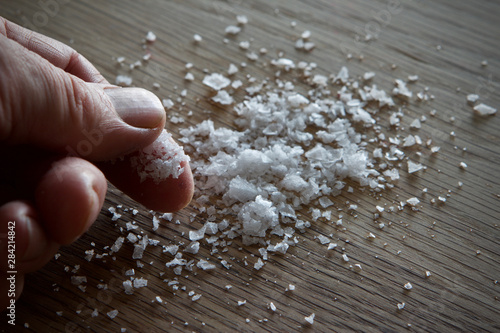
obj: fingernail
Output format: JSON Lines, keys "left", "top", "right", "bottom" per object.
{"left": 105, "top": 87, "right": 165, "bottom": 129}
{"left": 22, "top": 215, "right": 48, "bottom": 262}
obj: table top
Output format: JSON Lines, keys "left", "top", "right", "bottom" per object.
{"left": 1, "top": 0, "right": 499, "bottom": 332}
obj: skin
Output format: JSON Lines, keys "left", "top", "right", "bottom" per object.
{"left": 0, "top": 17, "right": 194, "bottom": 309}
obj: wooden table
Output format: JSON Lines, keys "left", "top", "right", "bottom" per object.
{"left": 1, "top": 0, "right": 499, "bottom": 332}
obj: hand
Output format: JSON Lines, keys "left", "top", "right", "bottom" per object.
{"left": 0, "top": 17, "right": 194, "bottom": 309}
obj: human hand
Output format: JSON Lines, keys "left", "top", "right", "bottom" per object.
{"left": 0, "top": 17, "right": 194, "bottom": 309}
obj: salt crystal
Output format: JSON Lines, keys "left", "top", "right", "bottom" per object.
{"left": 408, "top": 161, "right": 424, "bottom": 174}
{"left": 473, "top": 103, "right": 496, "bottom": 116}
{"left": 237, "top": 300, "right": 247, "bottom": 306}
{"left": 197, "top": 259, "right": 216, "bottom": 270}
{"left": 408, "top": 75, "right": 419, "bottom": 82}
{"left": 71, "top": 276, "right": 87, "bottom": 285}
{"left": 406, "top": 197, "right": 420, "bottom": 206}
{"left": 203, "top": 73, "right": 231, "bottom": 90}
{"left": 133, "top": 277, "right": 148, "bottom": 288}
{"left": 107, "top": 310, "right": 119, "bottom": 319}
{"left": 193, "top": 34, "right": 202, "bottom": 42}
{"left": 228, "top": 63, "right": 239, "bottom": 75}
{"left": 212, "top": 90, "right": 234, "bottom": 105}
{"left": 225, "top": 25, "right": 241, "bottom": 35}
{"left": 185, "top": 73, "right": 195, "bottom": 81}
{"left": 162, "top": 99, "right": 174, "bottom": 109}
{"left": 192, "top": 294, "right": 202, "bottom": 301}
{"left": 397, "top": 302, "right": 405, "bottom": 310}
{"left": 363, "top": 72, "right": 376, "bottom": 81}
{"left": 115, "top": 75, "right": 132, "bottom": 87}
{"left": 269, "top": 302, "right": 277, "bottom": 311}
{"left": 316, "top": 235, "right": 330, "bottom": 244}
{"left": 123, "top": 280, "right": 133, "bottom": 294}
{"left": 404, "top": 282, "right": 413, "bottom": 290}
{"left": 145, "top": 31, "right": 156, "bottom": 42}
{"left": 271, "top": 58, "right": 295, "bottom": 70}
{"left": 236, "top": 15, "right": 248, "bottom": 25}
{"left": 459, "top": 162, "right": 468, "bottom": 169}
{"left": 410, "top": 119, "right": 421, "bottom": 129}
{"left": 467, "top": 94, "right": 479, "bottom": 103}
{"left": 342, "top": 254, "right": 349, "bottom": 262}
{"left": 304, "top": 313, "right": 315, "bottom": 325}
{"left": 239, "top": 41, "right": 250, "bottom": 49}
{"left": 254, "top": 258, "right": 265, "bottom": 270}
{"left": 111, "top": 237, "right": 125, "bottom": 253}
{"left": 184, "top": 241, "right": 200, "bottom": 254}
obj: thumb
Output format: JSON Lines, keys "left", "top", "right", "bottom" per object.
{"left": 0, "top": 33, "right": 165, "bottom": 161}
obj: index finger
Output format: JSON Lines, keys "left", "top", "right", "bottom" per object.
{"left": 0, "top": 16, "right": 108, "bottom": 84}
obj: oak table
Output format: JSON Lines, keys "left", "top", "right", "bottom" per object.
{"left": 1, "top": 0, "right": 499, "bottom": 332}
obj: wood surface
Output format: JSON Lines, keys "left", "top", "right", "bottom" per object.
{"left": 1, "top": 0, "right": 499, "bottom": 332}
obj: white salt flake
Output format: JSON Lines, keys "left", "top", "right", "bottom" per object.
{"left": 254, "top": 258, "right": 265, "bottom": 270}
{"left": 145, "top": 31, "right": 156, "bottom": 42}
{"left": 269, "top": 302, "right": 277, "bottom": 312}
{"left": 408, "top": 161, "right": 424, "bottom": 174}
{"left": 197, "top": 259, "right": 216, "bottom": 270}
{"left": 133, "top": 277, "right": 148, "bottom": 288}
{"left": 107, "top": 310, "right": 119, "bottom": 319}
{"left": 203, "top": 73, "right": 231, "bottom": 90}
{"left": 473, "top": 103, "right": 497, "bottom": 116}
{"left": 225, "top": 25, "right": 241, "bottom": 35}
{"left": 236, "top": 15, "right": 248, "bottom": 25}
{"left": 212, "top": 90, "right": 234, "bottom": 105}
{"left": 404, "top": 282, "right": 413, "bottom": 290}
{"left": 467, "top": 94, "right": 479, "bottom": 103}
{"left": 193, "top": 34, "right": 202, "bottom": 42}
{"left": 304, "top": 313, "right": 315, "bottom": 325}
{"left": 115, "top": 75, "right": 132, "bottom": 87}
{"left": 130, "top": 130, "right": 189, "bottom": 183}
{"left": 406, "top": 197, "right": 420, "bottom": 206}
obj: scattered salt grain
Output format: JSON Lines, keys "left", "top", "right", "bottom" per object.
{"left": 236, "top": 15, "right": 248, "bottom": 25}
{"left": 212, "top": 90, "right": 234, "bottom": 105}
{"left": 269, "top": 302, "right": 277, "bottom": 312}
{"left": 193, "top": 34, "right": 202, "bottom": 43}
{"left": 133, "top": 277, "right": 148, "bottom": 288}
{"left": 197, "top": 259, "right": 216, "bottom": 270}
{"left": 408, "top": 161, "right": 424, "bottom": 174}
{"left": 237, "top": 300, "right": 247, "bottom": 306}
{"left": 145, "top": 31, "right": 156, "bottom": 43}
{"left": 225, "top": 25, "right": 241, "bottom": 35}
{"left": 406, "top": 197, "right": 420, "bottom": 207}
{"left": 115, "top": 75, "right": 133, "bottom": 87}
{"left": 459, "top": 162, "right": 468, "bottom": 170}
{"left": 467, "top": 94, "right": 479, "bottom": 103}
{"left": 254, "top": 258, "right": 265, "bottom": 270}
{"left": 107, "top": 310, "right": 119, "bottom": 319}
{"left": 304, "top": 313, "right": 315, "bottom": 325}
{"left": 203, "top": 73, "right": 231, "bottom": 90}
{"left": 397, "top": 302, "right": 405, "bottom": 310}
{"left": 404, "top": 282, "right": 413, "bottom": 290}
{"left": 473, "top": 103, "right": 497, "bottom": 116}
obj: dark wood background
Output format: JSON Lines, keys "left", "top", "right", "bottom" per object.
{"left": 1, "top": 0, "right": 499, "bottom": 332}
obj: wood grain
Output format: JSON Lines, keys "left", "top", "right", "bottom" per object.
{"left": 1, "top": 0, "right": 499, "bottom": 332}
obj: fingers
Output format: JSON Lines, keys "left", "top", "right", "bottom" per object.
{"left": 0, "top": 32, "right": 166, "bottom": 161}
{"left": 0, "top": 16, "right": 107, "bottom": 84}
{"left": 99, "top": 136, "right": 194, "bottom": 213}
{"left": 35, "top": 157, "right": 107, "bottom": 245}
{"left": 0, "top": 201, "right": 59, "bottom": 273}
